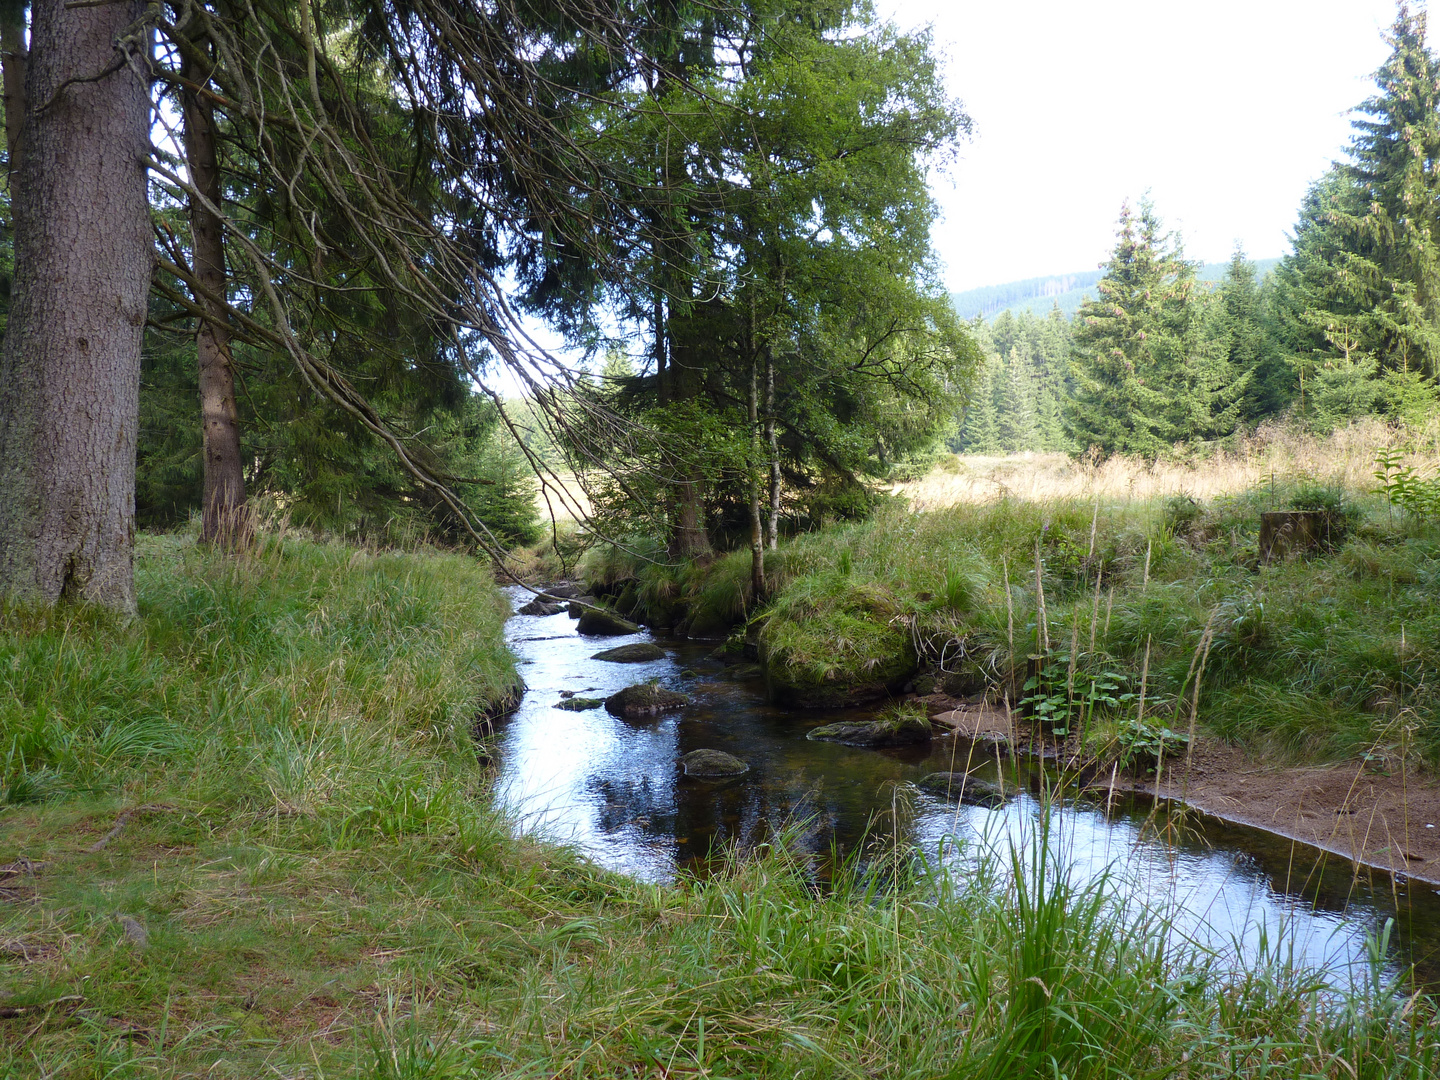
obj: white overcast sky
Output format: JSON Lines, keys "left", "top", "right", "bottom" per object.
{"left": 877, "top": 0, "right": 1412, "bottom": 291}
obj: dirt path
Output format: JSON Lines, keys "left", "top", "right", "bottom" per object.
{"left": 926, "top": 697, "right": 1440, "bottom": 886}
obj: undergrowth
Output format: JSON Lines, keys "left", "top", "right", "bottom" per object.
{"left": 586, "top": 474, "right": 1440, "bottom": 765}
{"left": 4, "top": 532, "right": 1440, "bottom": 1077}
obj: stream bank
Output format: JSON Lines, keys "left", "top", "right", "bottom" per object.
{"left": 496, "top": 585, "right": 1440, "bottom": 987}
{"left": 923, "top": 695, "right": 1440, "bottom": 886}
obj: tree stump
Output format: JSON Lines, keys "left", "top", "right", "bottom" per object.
{"left": 1259, "top": 511, "right": 1329, "bottom": 562}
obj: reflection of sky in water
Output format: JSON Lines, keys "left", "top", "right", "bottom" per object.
{"left": 495, "top": 587, "right": 1440, "bottom": 988}
{"left": 916, "top": 795, "right": 1375, "bottom": 984}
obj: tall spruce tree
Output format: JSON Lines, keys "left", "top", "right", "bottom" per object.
{"left": 1272, "top": 170, "right": 1376, "bottom": 420}
{"left": 1066, "top": 201, "right": 1197, "bottom": 457}
{"left": 1031, "top": 306, "right": 1073, "bottom": 451}
{"left": 1273, "top": 4, "right": 1440, "bottom": 428}
{"left": 1213, "top": 249, "right": 1289, "bottom": 419}
{"left": 998, "top": 340, "right": 1039, "bottom": 451}
{"left": 1333, "top": 2, "right": 1440, "bottom": 378}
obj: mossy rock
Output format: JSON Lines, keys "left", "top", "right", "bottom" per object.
{"left": 554, "top": 696, "right": 604, "bottom": 712}
{"left": 684, "top": 607, "right": 734, "bottom": 641}
{"left": 614, "top": 582, "right": 641, "bottom": 617}
{"left": 577, "top": 609, "right": 640, "bottom": 636}
{"left": 756, "top": 590, "right": 917, "bottom": 708}
{"left": 567, "top": 596, "right": 601, "bottom": 618}
{"left": 761, "top": 636, "right": 917, "bottom": 709}
{"left": 542, "top": 583, "right": 585, "bottom": 599}
{"left": 605, "top": 683, "right": 689, "bottom": 719}
{"left": 518, "top": 598, "right": 565, "bottom": 616}
{"left": 941, "top": 667, "right": 989, "bottom": 698}
{"left": 680, "top": 749, "right": 749, "bottom": 778}
{"left": 916, "top": 772, "right": 1008, "bottom": 808}
{"left": 644, "top": 598, "right": 686, "bottom": 631}
{"left": 806, "top": 711, "right": 931, "bottom": 748}
{"left": 591, "top": 643, "right": 666, "bottom": 663}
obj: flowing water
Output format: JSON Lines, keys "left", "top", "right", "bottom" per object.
{"left": 494, "top": 588, "right": 1440, "bottom": 988}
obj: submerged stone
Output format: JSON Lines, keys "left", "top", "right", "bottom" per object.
{"left": 577, "top": 609, "right": 640, "bottom": 636}
{"left": 681, "top": 749, "right": 749, "bottom": 778}
{"left": 554, "top": 696, "right": 605, "bottom": 711}
{"left": 806, "top": 711, "right": 932, "bottom": 748}
{"left": 591, "top": 642, "right": 666, "bottom": 663}
{"left": 605, "top": 683, "right": 689, "bottom": 719}
{"left": 916, "top": 772, "right": 1008, "bottom": 808}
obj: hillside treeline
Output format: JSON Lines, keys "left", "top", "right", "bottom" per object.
{"left": 958, "top": 6, "right": 1440, "bottom": 458}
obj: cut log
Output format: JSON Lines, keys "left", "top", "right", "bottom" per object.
{"left": 1259, "top": 511, "right": 1329, "bottom": 562}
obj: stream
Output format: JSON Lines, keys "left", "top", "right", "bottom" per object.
{"left": 494, "top": 587, "right": 1440, "bottom": 989}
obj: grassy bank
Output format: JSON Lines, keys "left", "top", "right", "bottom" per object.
{"left": 584, "top": 434, "right": 1440, "bottom": 769}
{"left": 5, "top": 533, "right": 1440, "bottom": 1077}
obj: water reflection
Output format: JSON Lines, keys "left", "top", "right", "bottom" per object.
{"left": 494, "top": 587, "right": 1440, "bottom": 987}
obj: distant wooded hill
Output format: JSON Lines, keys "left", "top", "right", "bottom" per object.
{"left": 951, "top": 258, "right": 1282, "bottom": 320}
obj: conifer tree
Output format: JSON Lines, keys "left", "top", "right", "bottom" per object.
{"left": 1274, "top": 4, "right": 1440, "bottom": 428}
{"left": 1182, "top": 287, "right": 1251, "bottom": 441}
{"left": 960, "top": 358, "right": 1002, "bottom": 453}
{"left": 1034, "top": 306, "right": 1074, "bottom": 450}
{"left": 998, "top": 340, "right": 1039, "bottom": 451}
{"left": 1066, "top": 201, "right": 1196, "bottom": 457}
{"left": 1272, "top": 170, "right": 1375, "bottom": 420}
{"left": 1213, "top": 249, "right": 1289, "bottom": 419}
{"left": 1332, "top": 2, "right": 1440, "bottom": 378}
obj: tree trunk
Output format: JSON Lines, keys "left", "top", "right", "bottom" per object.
{"left": 182, "top": 43, "right": 249, "bottom": 548}
{"left": 0, "top": 0, "right": 152, "bottom": 614}
{"left": 765, "top": 347, "right": 780, "bottom": 550}
{"left": 748, "top": 351, "right": 764, "bottom": 602}
{"left": 0, "top": 7, "right": 25, "bottom": 168}
{"left": 665, "top": 328, "right": 711, "bottom": 559}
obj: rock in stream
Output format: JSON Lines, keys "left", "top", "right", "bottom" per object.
{"left": 806, "top": 711, "right": 932, "bottom": 748}
{"left": 592, "top": 643, "right": 667, "bottom": 663}
{"left": 681, "top": 749, "right": 749, "bottom": 778}
{"left": 916, "top": 772, "right": 1009, "bottom": 808}
{"left": 605, "top": 683, "right": 689, "bottom": 719}
{"left": 577, "top": 609, "right": 639, "bottom": 636}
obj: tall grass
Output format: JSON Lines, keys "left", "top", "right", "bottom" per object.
{"left": 898, "top": 416, "right": 1440, "bottom": 508}
{"left": 585, "top": 427, "right": 1440, "bottom": 765}
{"left": 4, "top": 533, "right": 1440, "bottom": 1076}
{"left": 1, "top": 532, "right": 517, "bottom": 824}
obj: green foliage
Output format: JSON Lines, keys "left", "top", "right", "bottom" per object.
{"left": 957, "top": 309, "right": 1073, "bottom": 454}
{"left": 1067, "top": 201, "right": 1251, "bottom": 457}
{"left": 1271, "top": 8, "right": 1440, "bottom": 428}
{"left": 136, "top": 310, "right": 541, "bottom": 546}
{"left": 539, "top": 0, "right": 978, "bottom": 549}
{"left": 1020, "top": 651, "right": 1135, "bottom": 738}
{"left": 1114, "top": 714, "right": 1190, "bottom": 774}
{"left": 1375, "top": 448, "right": 1440, "bottom": 519}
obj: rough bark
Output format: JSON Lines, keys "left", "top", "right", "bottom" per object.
{"left": 0, "top": 0, "right": 152, "bottom": 614}
{"left": 182, "top": 42, "right": 249, "bottom": 547}
{"left": 748, "top": 350, "right": 764, "bottom": 602}
{"left": 765, "top": 348, "right": 780, "bottom": 550}
{"left": 0, "top": 6, "right": 25, "bottom": 167}
{"left": 666, "top": 333, "right": 711, "bottom": 559}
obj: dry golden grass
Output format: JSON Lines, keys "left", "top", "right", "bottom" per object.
{"left": 532, "top": 471, "right": 593, "bottom": 522}
{"left": 893, "top": 417, "right": 1440, "bottom": 509}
